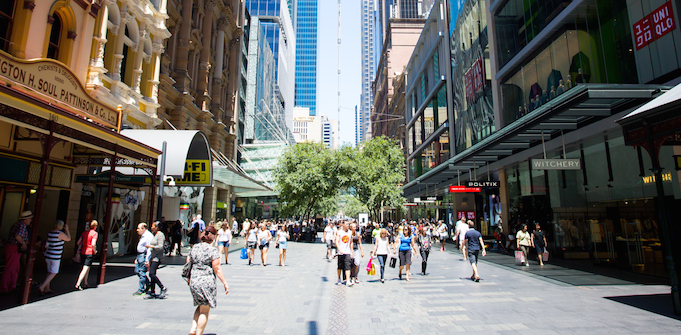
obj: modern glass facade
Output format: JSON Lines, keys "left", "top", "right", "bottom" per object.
{"left": 295, "top": 0, "right": 318, "bottom": 115}
{"left": 359, "top": 0, "right": 377, "bottom": 144}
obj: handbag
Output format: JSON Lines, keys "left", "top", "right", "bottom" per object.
{"left": 366, "top": 256, "right": 373, "bottom": 273}
{"left": 389, "top": 256, "right": 397, "bottom": 268}
{"left": 181, "top": 261, "right": 192, "bottom": 283}
{"left": 542, "top": 250, "right": 549, "bottom": 262}
{"left": 240, "top": 247, "right": 248, "bottom": 259}
{"left": 369, "top": 263, "right": 376, "bottom": 275}
{"left": 514, "top": 250, "right": 525, "bottom": 265}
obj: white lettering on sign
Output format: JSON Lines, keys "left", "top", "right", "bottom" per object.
{"left": 0, "top": 52, "right": 120, "bottom": 129}
{"left": 633, "top": 2, "right": 677, "bottom": 50}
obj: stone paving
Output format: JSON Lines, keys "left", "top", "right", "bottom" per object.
{"left": 1, "top": 238, "right": 680, "bottom": 334}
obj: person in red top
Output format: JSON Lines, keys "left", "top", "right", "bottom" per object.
{"left": 0, "top": 211, "right": 33, "bottom": 293}
{"left": 75, "top": 220, "right": 99, "bottom": 290}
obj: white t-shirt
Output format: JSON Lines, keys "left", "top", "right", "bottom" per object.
{"left": 257, "top": 230, "right": 270, "bottom": 245}
{"left": 277, "top": 231, "right": 289, "bottom": 242}
{"left": 324, "top": 226, "right": 335, "bottom": 241}
{"left": 375, "top": 236, "right": 390, "bottom": 255}
{"left": 217, "top": 228, "right": 231, "bottom": 242}
{"left": 247, "top": 228, "right": 258, "bottom": 242}
{"left": 458, "top": 224, "right": 469, "bottom": 241}
{"left": 232, "top": 221, "right": 239, "bottom": 231}
{"left": 438, "top": 224, "right": 447, "bottom": 237}
{"left": 337, "top": 229, "right": 352, "bottom": 255}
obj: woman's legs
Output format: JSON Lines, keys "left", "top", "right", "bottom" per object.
{"left": 405, "top": 264, "right": 411, "bottom": 281}
{"left": 377, "top": 255, "right": 387, "bottom": 281}
{"left": 39, "top": 273, "right": 57, "bottom": 292}
{"left": 261, "top": 247, "right": 268, "bottom": 265}
{"left": 148, "top": 261, "right": 164, "bottom": 294}
{"left": 398, "top": 265, "right": 404, "bottom": 279}
{"left": 217, "top": 245, "right": 224, "bottom": 263}
{"left": 75, "top": 265, "right": 90, "bottom": 288}
{"left": 520, "top": 245, "right": 529, "bottom": 265}
{"left": 247, "top": 247, "right": 253, "bottom": 265}
{"left": 224, "top": 244, "right": 229, "bottom": 264}
{"left": 190, "top": 305, "right": 211, "bottom": 335}
{"left": 536, "top": 247, "right": 544, "bottom": 265}
{"left": 420, "top": 250, "right": 429, "bottom": 274}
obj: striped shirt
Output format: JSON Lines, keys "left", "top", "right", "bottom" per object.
{"left": 45, "top": 230, "right": 64, "bottom": 260}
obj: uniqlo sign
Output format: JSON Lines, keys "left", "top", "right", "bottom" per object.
{"left": 464, "top": 58, "right": 485, "bottom": 99}
{"left": 633, "top": 2, "right": 677, "bottom": 50}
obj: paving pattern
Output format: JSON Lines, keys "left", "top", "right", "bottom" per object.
{"left": 0, "top": 238, "right": 680, "bottom": 334}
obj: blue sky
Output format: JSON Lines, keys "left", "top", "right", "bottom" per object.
{"left": 317, "top": 0, "right": 361, "bottom": 146}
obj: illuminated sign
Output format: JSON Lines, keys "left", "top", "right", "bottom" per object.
{"left": 466, "top": 181, "right": 499, "bottom": 188}
{"left": 675, "top": 155, "right": 681, "bottom": 170}
{"left": 450, "top": 185, "right": 481, "bottom": 193}
{"left": 633, "top": 2, "right": 676, "bottom": 50}
{"left": 0, "top": 51, "right": 120, "bottom": 129}
{"left": 457, "top": 211, "right": 476, "bottom": 220}
{"left": 642, "top": 172, "right": 672, "bottom": 184}
{"left": 465, "top": 58, "right": 485, "bottom": 100}
{"left": 176, "top": 159, "right": 212, "bottom": 186}
{"left": 531, "top": 159, "right": 581, "bottom": 170}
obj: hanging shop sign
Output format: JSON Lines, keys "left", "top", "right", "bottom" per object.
{"left": 675, "top": 155, "right": 681, "bottom": 170}
{"left": 633, "top": 1, "right": 676, "bottom": 50}
{"left": 457, "top": 211, "right": 476, "bottom": 221}
{"left": 466, "top": 181, "right": 499, "bottom": 188}
{"left": 414, "top": 196, "right": 439, "bottom": 203}
{"left": 531, "top": 159, "right": 581, "bottom": 170}
{"left": 176, "top": 159, "right": 212, "bottom": 185}
{"left": 465, "top": 58, "right": 485, "bottom": 99}
{"left": 75, "top": 171, "right": 144, "bottom": 183}
{"left": 0, "top": 51, "right": 120, "bottom": 129}
{"left": 449, "top": 185, "right": 481, "bottom": 193}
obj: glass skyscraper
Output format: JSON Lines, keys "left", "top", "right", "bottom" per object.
{"left": 358, "top": 0, "right": 377, "bottom": 144}
{"left": 294, "top": 0, "right": 318, "bottom": 116}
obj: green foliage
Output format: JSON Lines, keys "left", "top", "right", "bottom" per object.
{"left": 339, "top": 194, "right": 368, "bottom": 219}
{"left": 274, "top": 136, "right": 405, "bottom": 220}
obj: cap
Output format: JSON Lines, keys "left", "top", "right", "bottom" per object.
{"left": 20, "top": 211, "right": 33, "bottom": 219}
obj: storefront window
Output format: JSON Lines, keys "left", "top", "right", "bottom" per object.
{"left": 435, "top": 85, "right": 447, "bottom": 127}
{"left": 414, "top": 115, "right": 422, "bottom": 147}
{"left": 423, "top": 101, "right": 435, "bottom": 140}
{"left": 439, "top": 130, "right": 450, "bottom": 162}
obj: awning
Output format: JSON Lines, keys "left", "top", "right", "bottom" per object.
{"left": 117, "top": 130, "right": 213, "bottom": 186}
{"left": 617, "top": 82, "right": 681, "bottom": 147}
{"left": 212, "top": 162, "right": 275, "bottom": 197}
{"left": 404, "top": 84, "right": 667, "bottom": 198}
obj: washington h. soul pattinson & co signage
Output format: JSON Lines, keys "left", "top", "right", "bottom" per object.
{"left": 0, "top": 51, "right": 120, "bottom": 129}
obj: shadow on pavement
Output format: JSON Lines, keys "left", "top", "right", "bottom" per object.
{"left": 605, "top": 293, "right": 681, "bottom": 321}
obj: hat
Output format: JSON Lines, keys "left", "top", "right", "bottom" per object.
{"left": 20, "top": 211, "right": 33, "bottom": 219}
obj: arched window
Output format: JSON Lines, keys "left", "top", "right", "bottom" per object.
{"left": 120, "top": 26, "right": 130, "bottom": 84}
{"left": 0, "top": 0, "right": 16, "bottom": 52}
{"left": 47, "top": 13, "right": 62, "bottom": 60}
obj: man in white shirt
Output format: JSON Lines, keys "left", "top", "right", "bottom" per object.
{"left": 322, "top": 222, "right": 337, "bottom": 260}
{"left": 456, "top": 218, "right": 470, "bottom": 260}
{"left": 134, "top": 223, "right": 154, "bottom": 295}
{"left": 335, "top": 222, "right": 353, "bottom": 286}
{"left": 232, "top": 218, "right": 240, "bottom": 243}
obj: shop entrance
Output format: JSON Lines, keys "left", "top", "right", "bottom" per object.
{"left": 0, "top": 189, "right": 26, "bottom": 239}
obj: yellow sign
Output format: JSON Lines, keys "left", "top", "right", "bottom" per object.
{"left": 642, "top": 172, "right": 672, "bottom": 184}
{"left": 0, "top": 51, "right": 120, "bottom": 129}
{"left": 177, "top": 160, "right": 212, "bottom": 185}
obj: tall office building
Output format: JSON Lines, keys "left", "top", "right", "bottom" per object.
{"left": 358, "top": 0, "right": 377, "bottom": 144}
{"left": 294, "top": 0, "right": 318, "bottom": 116}
{"left": 245, "top": 0, "right": 296, "bottom": 130}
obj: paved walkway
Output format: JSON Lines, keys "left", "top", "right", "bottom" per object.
{"left": 1, "top": 238, "right": 680, "bottom": 334}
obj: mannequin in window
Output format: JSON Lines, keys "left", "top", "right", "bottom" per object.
{"left": 524, "top": 103, "right": 529, "bottom": 116}
{"left": 534, "top": 94, "right": 541, "bottom": 109}
{"left": 566, "top": 75, "right": 573, "bottom": 90}
{"left": 529, "top": 98, "right": 535, "bottom": 112}
{"left": 575, "top": 68, "right": 586, "bottom": 84}
{"left": 540, "top": 90, "right": 548, "bottom": 104}
{"left": 556, "top": 79, "right": 565, "bottom": 96}
{"left": 518, "top": 106, "right": 523, "bottom": 119}
{"left": 549, "top": 86, "right": 556, "bottom": 100}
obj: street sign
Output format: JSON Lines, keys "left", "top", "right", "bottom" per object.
{"left": 449, "top": 185, "right": 481, "bottom": 193}
{"left": 531, "top": 159, "right": 581, "bottom": 170}
{"left": 466, "top": 181, "right": 499, "bottom": 188}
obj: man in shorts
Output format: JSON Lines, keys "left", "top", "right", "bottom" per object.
{"left": 322, "top": 222, "right": 337, "bottom": 260}
{"left": 335, "top": 222, "right": 353, "bottom": 286}
{"left": 464, "top": 220, "right": 486, "bottom": 282}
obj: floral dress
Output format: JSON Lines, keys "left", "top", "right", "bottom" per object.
{"left": 189, "top": 243, "right": 220, "bottom": 308}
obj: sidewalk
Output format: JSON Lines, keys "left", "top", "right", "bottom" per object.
{"left": 0, "top": 239, "right": 680, "bottom": 334}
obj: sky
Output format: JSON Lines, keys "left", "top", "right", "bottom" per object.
{"left": 317, "top": 0, "right": 361, "bottom": 147}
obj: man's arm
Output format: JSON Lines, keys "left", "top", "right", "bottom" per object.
{"left": 479, "top": 237, "right": 486, "bottom": 256}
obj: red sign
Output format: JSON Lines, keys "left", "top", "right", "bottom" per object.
{"left": 450, "top": 185, "right": 481, "bottom": 193}
{"left": 456, "top": 211, "right": 476, "bottom": 220}
{"left": 465, "top": 58, "right": 485, "bottom": 99}
{"left": 633, "top": 2, "right": 676, "bottom": 50}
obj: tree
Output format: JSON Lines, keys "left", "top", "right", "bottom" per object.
{"left": 339, "top": 194, "right": 368, "bottom": 219}
{"left": 274, "top": 142, "right": 339, "bottom": 220}
{"left": 352, "top": 136, "right": 405, "bottom": 221}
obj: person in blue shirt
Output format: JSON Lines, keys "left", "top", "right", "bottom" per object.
{"left": 463, "top": 220, "right": 486, "bottom": 282}
{"left": 392, "top": 226, "right": 419, "bottom": 281}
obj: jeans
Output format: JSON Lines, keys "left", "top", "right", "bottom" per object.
{"left": 148, "top": 261, "right": 164, "bottom": 293}
{"left": 135, "top": 254, "right": 149, "bottom": 292}
{"left": 420, "top": 249, "right": 430, "bottom": 273}
{"left": 519, "top": 245, "right": 530, "bottom": 263}
{"left": 376, "top": 254, "right": 387, "bottom": 280}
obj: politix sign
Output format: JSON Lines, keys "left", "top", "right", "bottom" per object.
{"left": 0, "top": 51, "right": 120, "bottom": 129}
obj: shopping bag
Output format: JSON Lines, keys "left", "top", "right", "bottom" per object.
{"left": 369, "top": 263, "right": 376, "bottom": 276}
{"left": 389, "top": 256, "right": 397, "bottom": 268}
{"left": 366, "top": 257, "right": 373, "bottom": 273}
{"left": 514, "top": 250, "right": 525, "bottom": 265}
{"left": 542, "top": 250, "right": 549, "bottom": 262}
{"left": 240, "top": 247, "right": 248, "bottom": 259}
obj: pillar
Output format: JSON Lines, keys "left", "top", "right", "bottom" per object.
{"left": 173, "top": 0, "right": 194, "bottom": 91}
{"left": 196, "top": 0, "right": 215, "bottom": 111}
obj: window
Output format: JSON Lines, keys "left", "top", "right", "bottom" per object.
{"left": 0, "top": 0, "right": 15, "bottom": 52}
{"left": 47, "top": 13, "right": 62, "bottom": 60}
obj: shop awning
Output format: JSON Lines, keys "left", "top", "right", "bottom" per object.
{"left": 403, "top": 84, "right": 668, "bottom": 198}
{"left": 113, "top": 130, "right": 213, "bottom": 186}
{"left": 212, "top": 162, "right": 275, "bottom": 197}
{"left": 617, "top": 82, "right": 681, "bottom": 147}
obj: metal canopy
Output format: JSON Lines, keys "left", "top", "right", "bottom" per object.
{"left": 212, "top": 162, "right": 273, "bottom": 197}
{"left": 403, "top": 84, "right": 667, "bottom": 198}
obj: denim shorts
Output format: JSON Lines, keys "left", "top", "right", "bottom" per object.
{"left": 218, "top": 241, "right": 229, "bottom": 248}
{"left": 279, "top": 241, "right": 287, "bottom": 249}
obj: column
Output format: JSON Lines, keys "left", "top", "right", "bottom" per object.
{"left": 173, "top": 0, "right": 194, "bottom": 91}
{"left": 196, "top": 0, "right": 215, "bottom": 111}
{"left": 211, "top": 19, "right": 226, "bottom": 123}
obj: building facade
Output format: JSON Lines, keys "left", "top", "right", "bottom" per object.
{"left": 294, "top": 0, "right": 317, "bottom": 116}
{"left": 359, "top": 0, "right": 377, "bottom": 144}
{"left": 401, "top": 0, "right": 681, "bottom": 283}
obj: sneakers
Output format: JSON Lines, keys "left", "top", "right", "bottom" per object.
{"left": 158, "top": 287, "right": 167, "bottom": 299}
{"left": 133, "top": 290, "right": 145, "bottom": 296}
{"left": 336, "top": 279, "right": 342, "bottom": 285}
{"left": 144, "top": 293, "right": 156, "bottom": 299}
{"left": 525, "top": 263, "right": 530, "bottom": 267}
{"left": 347, "top": 281, "right": 354, "bottom": 287}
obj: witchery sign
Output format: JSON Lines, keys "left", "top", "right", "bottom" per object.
{"left": 531, "top": 159, "right": 581, "bottom": 170}
{"left": 0, "top": 51, "right": 120, "bottom": 129}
